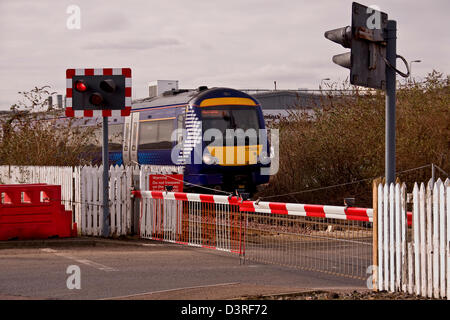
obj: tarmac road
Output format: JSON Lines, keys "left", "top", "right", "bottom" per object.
{"left": 0, "top": 239, "right": 367, "bottom": 300}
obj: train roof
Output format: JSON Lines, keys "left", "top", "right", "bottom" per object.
{"left": 132, "top": 89, "right": 198, "bottom": 109}
{"left": 131, "top": 87, "right": 260, "bottom": 110}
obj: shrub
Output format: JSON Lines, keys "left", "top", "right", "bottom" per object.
{"left": 0, "top": 86, "right": 100, "bottom": 166}
{"left": 258, "top": 70, "right": 449, "bottom": 207}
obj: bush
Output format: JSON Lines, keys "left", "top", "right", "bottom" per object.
{"left": 258, "top": 71, "right": 449, "bottom": 207}
{"left": 0, "top": 86, "right": 99, "bottom": 166}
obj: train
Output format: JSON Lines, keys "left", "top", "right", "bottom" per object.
{"left": 73, "top": 86, "right": 272, "bottom": 195}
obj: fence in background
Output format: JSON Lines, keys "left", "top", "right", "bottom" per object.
{"left": 134, "top": 191, "right": 245, "bottom": 255}
{"left": 0, "top": 165, "right": 186, "bottom": 237}
{"left": 0, "top": 165, "right": 134, "bottom": 237}
{"left": 241, "top": 201, "right": 373, "bottom": 280}
{"left": 0, "top": 166, "right": 74, "bottom": 212}
{"left": 375, "top": 179, "right": 449, "bottom": 299}
{"left": 78, "top": 165, "right": 133, "bottom": 236}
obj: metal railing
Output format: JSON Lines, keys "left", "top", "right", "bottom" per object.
{"left": 244, "top": 212, "right": 372, "bottom": 280}
{"left": 134, "top": 190, "right": 374, "bottom": 280}
{"left": 135, "top": 191, "right": 245, "bottom": 255}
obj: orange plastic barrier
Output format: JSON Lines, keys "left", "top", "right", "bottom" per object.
{"left": 0, "top": 184, "right": 77, "bottom": 240}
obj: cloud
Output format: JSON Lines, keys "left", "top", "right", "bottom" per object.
{"left": 82, "top": 37, "right": 183, "bottom": 50}
{"left": 0, "top": 0, "right": 449, "bottom": 110}
{"left": 84, "top": 10, "right": 132, "bottom": 33}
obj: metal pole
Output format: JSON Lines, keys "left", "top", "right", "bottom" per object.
{"left": 385, "top": 20, "right": 397, "bottom": 185}
{"left": 102, "top": 116, "right": 110, "bottom": 237}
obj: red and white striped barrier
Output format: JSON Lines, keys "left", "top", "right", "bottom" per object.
{"left": 132, "top": 190, "right": 241, "bottom": 205}
{"left": 133, "top": 190, "right": 244, "bottom": 254}
{"left": 132, "top": 190, "right": 375, "bottom": 222}
{"left": 240, "top": 200, "right": 373, "bottom": 222}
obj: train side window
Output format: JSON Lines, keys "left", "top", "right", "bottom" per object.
{"left": 138, "top": 119, "right": 173, "bottom": 150}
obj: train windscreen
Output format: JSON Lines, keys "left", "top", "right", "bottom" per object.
{"left": 201, "top": 107, "right": 259, "bottom": 132}
{"left": 200, "top": 106, "right": 261, "bottom": 146}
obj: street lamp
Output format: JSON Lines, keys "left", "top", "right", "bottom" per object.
{"left": 409, "top": 60, "right": 421, "bottom": 80}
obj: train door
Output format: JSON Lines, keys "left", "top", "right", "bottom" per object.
{"left": 130, "top": 111, "right": 140, "bottom": 164}
{"left": 122, "top": 111, "right": 140, "bottom": 165}
{"left": 176, "top": 110, "right": 185, "bottom": 146}
{"left": 122, "top": 115, "right": 132, "bottom": 165}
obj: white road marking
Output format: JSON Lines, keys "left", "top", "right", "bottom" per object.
{"left": 40, "top": 248, "right": 118, "bottom": 272}
{"left": 101, "top": 282, "right": 241, "bottom": 300}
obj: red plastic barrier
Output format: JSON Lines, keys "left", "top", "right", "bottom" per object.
{"left": 0, "top": 184, "right": 76, "bottom": 240}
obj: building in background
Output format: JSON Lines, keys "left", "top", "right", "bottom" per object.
{"left": 247, "top": 90, "right": 323, "bottom": 118}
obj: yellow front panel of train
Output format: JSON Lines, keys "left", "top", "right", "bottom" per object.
{"left": 207, "top": 145, "right": 262, "bottom": 166}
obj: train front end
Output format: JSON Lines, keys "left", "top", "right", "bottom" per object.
{"left": 181, "top": 88, "right": 271, "bottom": 195}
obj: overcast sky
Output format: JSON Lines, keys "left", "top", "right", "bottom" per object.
{"left": 0, "top": 0, "right": 448, "bottom": 109}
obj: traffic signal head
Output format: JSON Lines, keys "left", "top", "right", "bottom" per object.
{"left": 99, "top": 79, "right": 117, "bottom": 93}
{"left": 324, "top": 26, "right": 352, "bottom": 49}
{"left": 332, "top": 52, "right": 351, "bottom": 69}
{"left": 66, "top": 68, "right": 132, "bottom": 115}
{"left": 324, "top": 2, "right": 388, "bottom": 89}
{"left": 89, "top": 92, "right": 104, "bottom": 106}
{"left": 75, "top": 80, "right": 88, "bottom": 92}
{"left": 71, "top": 75, "right": 124, "bottom": 110}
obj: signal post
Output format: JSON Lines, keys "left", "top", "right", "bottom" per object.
{"left": 324, "top": 2, "right": 409, "bottom": 185}
{"left": 65, "top": 68, "right": 132, "bottom": 237}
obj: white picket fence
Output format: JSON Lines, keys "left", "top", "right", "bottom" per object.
{"left": 376, "top": 178, "right": 449, "bottom": 299}
{"left": 78, "top": 165, "right": 133, "bottom": 236}
{"left": 0, "top": 164, "right": 185, "bottom": 237}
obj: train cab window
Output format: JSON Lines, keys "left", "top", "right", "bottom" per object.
{"left": 201, "top": 107, "right": 260, "bottom": 146}
{"left": 201, "top": 107, "right": 260, "bottom": 134}
{"left": 138, "top": 119, "right": 173, "bottom": 150}
{"left": 108, "top": 124, "right": 123, "bottom": 152}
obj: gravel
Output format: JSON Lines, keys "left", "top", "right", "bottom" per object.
{"left": 241, "top": 289, "right": 440, "bottom": 300}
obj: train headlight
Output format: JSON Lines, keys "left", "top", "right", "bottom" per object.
{"left": 258, "top": 153, "right": 271, "bottom": 165}
{"left": 203, "top": 153, "right": 218, "bottom": 165}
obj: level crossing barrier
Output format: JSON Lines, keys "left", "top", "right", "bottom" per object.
{"left": 134, "top": 189, "right": 377, "bottom": 279}
{"left": 240, "top": 198, "right": 374, "bottom": 279}
{"left": 133, "top": 190, "right": 246, "bottom": 255}
{"left": 0, "top": 184, "right": 76, "bottom": 240}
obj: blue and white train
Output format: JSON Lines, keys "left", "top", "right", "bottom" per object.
{"left": 78, "top": 86, "right": 272, "bottom": 194}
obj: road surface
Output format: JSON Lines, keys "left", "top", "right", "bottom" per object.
{"left": 0, "top": 239, "right": 367, "bottom": 300}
